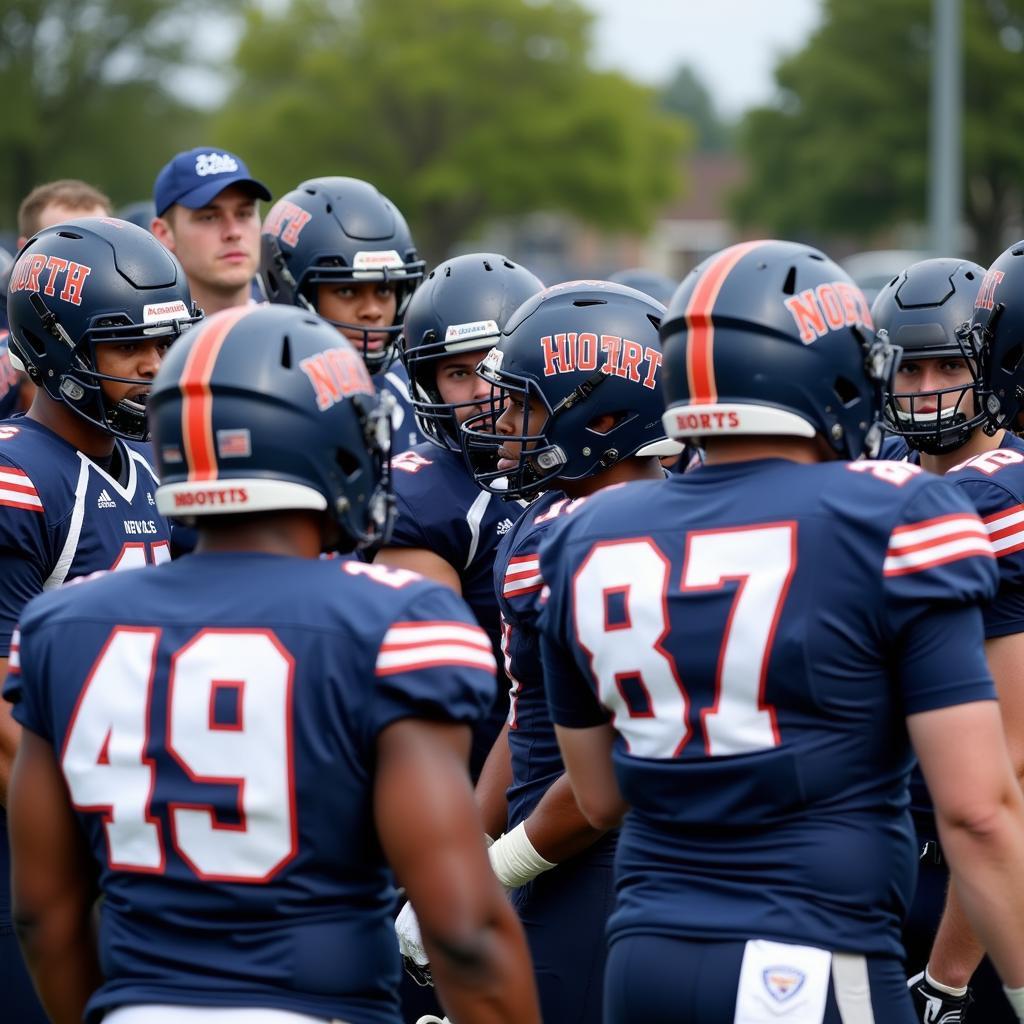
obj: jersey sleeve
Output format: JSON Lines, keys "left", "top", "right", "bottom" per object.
{"left": 367, "top": 582, "right": 497, "bottom": 738}
{"left": 951, "top": 476, "right": 1024, "bottom": 638}
{"left": 2, "top": 604, "right": 57, "bottom": 742}
{"left": 882, "top": 477, "right": 1001, "bottom": 714}
{"left": 0, "top": 457, "right": 52, "bottom": 655}
{"left": 536, "top": 519, "right": 610, "bottom": 729}
{"left": 386, "top": 481, "right": 465, "bottom": 568}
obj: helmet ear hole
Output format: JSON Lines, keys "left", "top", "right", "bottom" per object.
{"left": 1001, "top": 343, "right": 1024, "bottom": 374}
{"left": 335, "top": 447, "right": 362, "bottom": 477}
{"left": 833, "top": 376, "right": 861, "bottom": 408}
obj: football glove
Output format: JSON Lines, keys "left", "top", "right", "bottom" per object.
{"left": 908, "top": 969, "right": 973, "bottom": 1023}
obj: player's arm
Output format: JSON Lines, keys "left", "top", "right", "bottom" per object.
{"left": 0, "top": 655, "right": 19, "bottom": 802}
{"left": 917, "top": 630, "right": 1024, "bottom": 993}
{"left": 375, "top": 717, "right": 540, "bottom": 1024}
{"left": 910, "top": 700, "right": 1024, "bottom": 998}
{"left": 8, "top": 728, "right": 101, "bottom": 1024}
{"left": 374, "top": 545, "right": 462, "bottom": 594}
{"left": 474, "top": 720, "right": 511, "bottom": 839}
{"left": 552, "top": 721, "right": 626, "bottom": 830}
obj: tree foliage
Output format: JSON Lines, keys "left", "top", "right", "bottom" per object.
{"left": 214, "top": 0, "right": 689, "bottom": 260}
{"left": 0, "top": 0, "right": 241, "bottom": 231}
{"left": 732, "top": 0, "right": 1024, "bottom": 260}
{"left": 660, "top": 65, "right": 732, "bottom": 153}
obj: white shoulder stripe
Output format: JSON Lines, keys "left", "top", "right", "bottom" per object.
{"left": 887, "top": 516, "right": 988, "bottom": 549}
{"left": 884, "top": 536, "right": 994, "bottom": 574}
{"left": 381, "top": 622, "right": 491, "bottom": 649}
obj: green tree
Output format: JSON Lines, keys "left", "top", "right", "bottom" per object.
{"left": 0, "top": 0, "right": 243, "bottom": 230}
{"left": 732, "top": 0, "right": 1024, "bottom": 260}
{"left": 214, "top": 0, "right": 689, "bottom": 261}
{"left": 660, "top": 64, "right": 732, "bottom": 152}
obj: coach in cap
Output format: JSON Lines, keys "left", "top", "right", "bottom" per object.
{"left": 151, "top": 147, "right": 271, "bottom": 315}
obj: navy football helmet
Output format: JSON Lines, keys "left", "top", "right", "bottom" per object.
{"left": 969, "top": 242, "right": 1024, "bottom": 433}
{"left": 150, "top": 304, "right": 394, "bottom": 552}
{"left": 607, "top": 267, "right": 677, "bottom": 307}
{"left": 872, "top": 258, "right": 985, "bottom": 454}
{"left": 260, "top": 176, "right": 425, "bottom": 374}
{"left": 6, "top": 218, "right": 199, "bottom": 440}
{"left": 460, "top": 280, "right": 681, "bottom": 498}
{"left": 659, "top": 240, "right": 895, "bottom": 460}
{"left": 400, "top": 253, "right": 544, "bottom": 451}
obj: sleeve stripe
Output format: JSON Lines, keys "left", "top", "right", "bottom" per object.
{"left": 376, "top": 646, "right": 497, "bottom": 675}
{"left": 0, "top": 468, "right": 35, "bottom": 487}
{"left": 380, "top": 621, "right": 491, "bottom": 649}
{"left": 503, "top": 575, "right": 544, "bottom": 597}
{"left": 887, "top": 525, "right": 991, "bottom": 558}
{"left": 505, "top": 565, "right": 541, "bottom": 583}
{"left": 0, "top": 490, "right": 44, "bottom": 512}
{"left": 887, "top": 514, "right": 989, "bottom": 549}
{"left": 983, "top": 502, "right": 1024, "bottom": 530}
{"left": 507, "top": 555, "right": 540, "bottom": 569}
{"left": 883, "top": 537, "right": 995, "bottom": 576}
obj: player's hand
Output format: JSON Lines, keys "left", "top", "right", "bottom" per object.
{"left": 908, "top": 970, "right": 973, "bottom": 1023}
{"left": 396, "top": 899, "right": 433, "bottom": 987}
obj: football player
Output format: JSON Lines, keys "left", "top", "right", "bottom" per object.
{"left": 0, "top": 217, "right": 199, "bottom": 1023}
{"left": 377, "top": 253, "right": 543, "bottom": 771}
{"left": 537, "top": 240, "right": 1024, "bottom": 1023}
{"left": 260, "top": 176, "right": 427, "bottom": 451}
{"left": 875, "top": 254, "right": 1024, "bottom": 1022}
{"left": 3, "top": 304, "right": 540, "bottom": 1024}
{"left": 399, "top": 281, "right": 679, "bottom": 1021}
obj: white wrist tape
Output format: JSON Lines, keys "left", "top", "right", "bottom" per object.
{"left": 487, "top": 821, "right": 556, "bottom": 889}
{"left": 925, "top": 965, "right": 969, "bottom": 998}
{"left": 1003, "top": 982, "right": 1024, "bottom": 1020}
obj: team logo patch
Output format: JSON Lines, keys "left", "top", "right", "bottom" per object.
{"left": 195, "top": 152, "right": 239, "bottom": 177}
{"left": 762, "top": 966, "right": 806, "bottom": 1002}
{"left": 353, "top": 249, "right": 403, "bottom": 272}
{"left": 143, "top": 300, "right": 191, "bottom": 325}
{"left": 216, "top": 428, "right": 251, "bottom": 459}
{"left": 444, "top": 319, "right": 499, "bottom": 349}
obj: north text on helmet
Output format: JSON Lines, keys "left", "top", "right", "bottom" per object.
{"left": 541, "top": 332, "right": 662, "bottom": 389}
{"left": 9, "top": 253, "right": 91, "bottom": 306}
{"left": 783, "top": 281, "right": 873, "bottom": 345}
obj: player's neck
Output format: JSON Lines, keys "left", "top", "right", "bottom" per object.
{"left": 26, "top": 393, "right": 116, "bottom": 458}
{"left": 194, "top": 510, "right": 324, "bottom": 558}
{"left": 920, "top": 427, "right": 1005, "bottom": 476}
{"left": 702, "top": 435, "right": 830, "bottom": 466}
{"left": 560, "top": 456, "right": 664, "bottom": 498}
{"left": 188, "top": 282, "right": 251, "bottom": 317}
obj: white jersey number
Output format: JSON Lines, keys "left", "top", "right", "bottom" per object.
{"left": 572, "top": 524, "right": 795, "bottom": 758}
{"left": 62, "top": 628, "right": 296, "bottom": 881}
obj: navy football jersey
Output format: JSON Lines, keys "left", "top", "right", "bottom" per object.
{"left": 538, "top": 458, "right": 998, "bottom": 957}
{"left": 0, "top": 416, "right": 170, "bottom": 653}
{"left": 0, "top": 416, "right": 170, "bottom": 930}
{"left": 389, "top": 443, "right": 522, "bottom": 650}
{"left": 497, "top": 489, "right": 593, "bottom": 828}
{"left": 4, "top": 554, "right": 496, "bottom": 1024}
{"left": 379, "top": 362, "right": 426, "bottom": 452}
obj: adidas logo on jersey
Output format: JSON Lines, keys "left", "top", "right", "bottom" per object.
{"left": 147, "top": 492, "right": 155, "bottom": 505}
{"left": 496, "top": 518, "right": 514, "bottom": 536}
{"left": 97, "top": 489, "right": 116, "bottom": 509}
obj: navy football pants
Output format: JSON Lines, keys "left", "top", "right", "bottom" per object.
{"left": 604, "top": 935, "right": 915, "bottom": 1024}
{"left": 510, "top": 834, "right": 617, "bottom": 1024}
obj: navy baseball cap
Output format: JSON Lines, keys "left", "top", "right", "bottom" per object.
{"left": 153, "top": 147, "right": 271, "bottom": 216}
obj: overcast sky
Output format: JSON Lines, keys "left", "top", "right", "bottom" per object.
{"left": 581, "top": 0, "right": 823, "bottom": 115}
